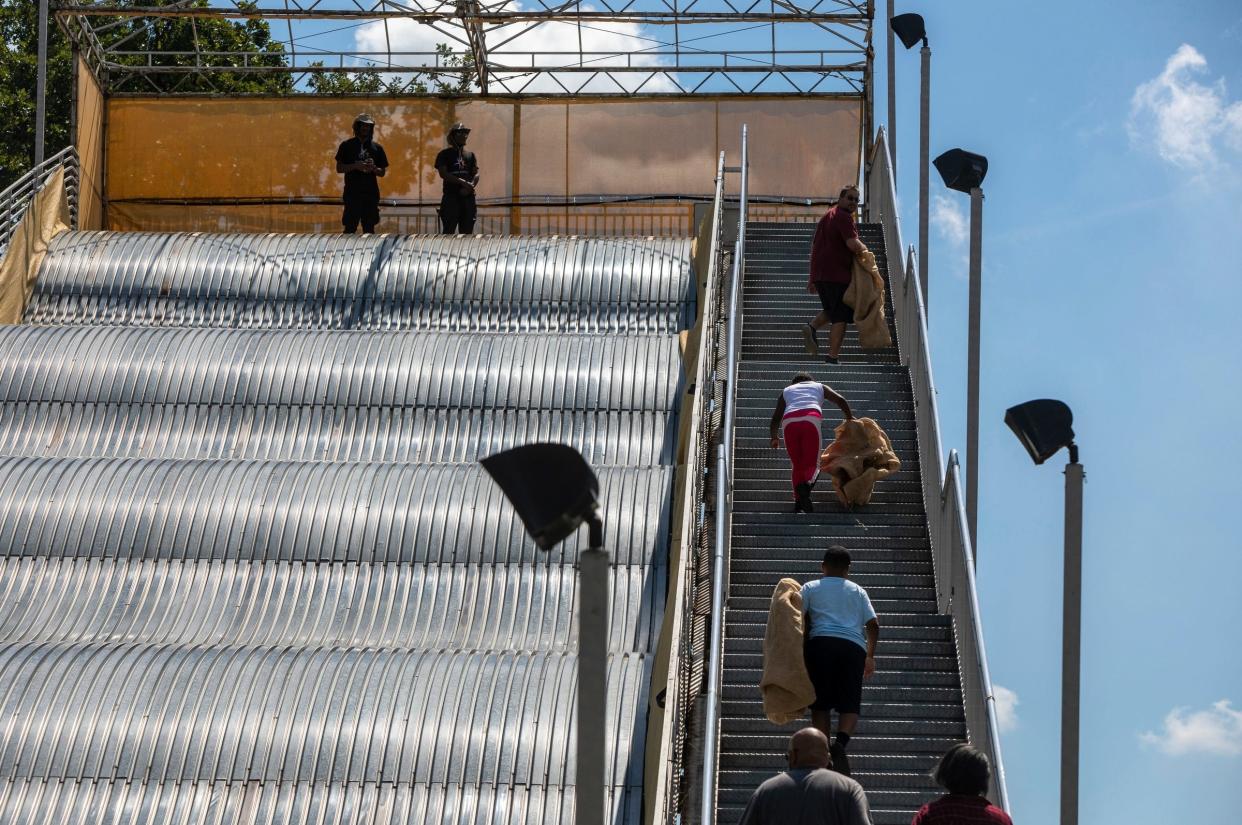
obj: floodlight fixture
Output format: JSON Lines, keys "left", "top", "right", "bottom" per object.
{"left": 1004, "top": 399, "right": 1077, "bottom": 465}
{"left": 480, "top": 442, "right": 601, "bottom": 550}
{"left": 891, "top": 13, "right": 927, "bottom": 49}
{"left": 1004, "top": 397, "right": 1085, "bottom": 825}
{"left": 933, "top": 148, "right": 989, "bottom": 193}
{"left": 479, "top": 441, "right": 608, "bottom": 825}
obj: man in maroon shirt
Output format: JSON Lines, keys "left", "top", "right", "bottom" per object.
{"left": 803, "top": 184, "right": 869, "bottom": 364}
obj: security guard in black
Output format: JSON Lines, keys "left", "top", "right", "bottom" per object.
{"left": 435, "top": 122, "right": 479, "bottom": 234}
{"left": 335, "top": 113, "right": 389, "bottom": 234}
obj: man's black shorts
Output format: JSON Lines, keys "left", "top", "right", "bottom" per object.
{"left": 342, "top": 198, "right": 380, "bottom": 233}
{"left": 440, "top": 193, "right": 477, "bottom": 234}
{"left": 804, "top": 635, "right": 866, "bottom": 714}
{"left": 814, "top": 281, "right": 855, "bottom": 324}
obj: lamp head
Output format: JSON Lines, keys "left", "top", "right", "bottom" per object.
{"left": 933, "top": 148, "right": 989, "bottom": 193}
{"left": 480, "top": 443, "right": 600, "bottom": 550}
{"left": 891, "top": 13, "right": 927, "bottom": 49}
{"left": 1004, "top": 399, "right": 1076, "bottom": 465}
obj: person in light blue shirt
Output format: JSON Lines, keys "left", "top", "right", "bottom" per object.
{"left": 802, "top": 545, "right": 880, "bottom": 777}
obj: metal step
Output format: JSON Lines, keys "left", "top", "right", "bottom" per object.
{"left": 710, "top": 221, "right": 964, "bottom": 824}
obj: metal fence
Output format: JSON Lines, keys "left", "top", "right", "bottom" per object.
{"left": 0, "top": 147, "right": 79, "bottom": 258}
{"left": 699, "top": 126, "right": 748, "bottom": 825}
{"left": 865, "top": 128, "right": 1010, "bottom": 809}
{"left": 650, "top": 147, "right": 731, "bottom": 823}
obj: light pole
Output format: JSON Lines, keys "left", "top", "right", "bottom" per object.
{"left": 35, "top": 0, "right": 50, "bottom": 166}
{"left": 891, "top": 13, "right": 930, "bottom": 310}
{"left": 1004, "top": 399, "right": 1082, "bottom": 825}
{"left": 886, "top": 1, "right": 897, "bottom": 175}
{"left": 480, "top": 442, "right": 608, "bottom": 825}
{"left": 933, "top": 147, "right": 988, "bottom": 550}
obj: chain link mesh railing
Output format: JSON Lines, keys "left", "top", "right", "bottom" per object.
{"left": 0, "top": 147, "right": 79, "bottom": 259}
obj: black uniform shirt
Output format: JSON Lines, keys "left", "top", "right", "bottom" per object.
{"left": 435, "top": 147, "right": 478, "bottom": 196}
{"left": 335, "top": 138, "right": 389, "bottom": 202}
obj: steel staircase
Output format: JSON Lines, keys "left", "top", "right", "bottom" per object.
{"left": 713, "top": 221, "right": 967, "bottom": 825}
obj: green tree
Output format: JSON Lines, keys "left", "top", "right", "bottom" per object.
{"left": 0, "top": 0, "right": 292, "bottom": 190}
{"left": 0, "top": 0, "right": 73, "bottom": 190}
{"left": 105, "top": 0, "right": 293, "bottom": 95}
{"left": 307, "top": 44, "right": 475, "bottom": 96}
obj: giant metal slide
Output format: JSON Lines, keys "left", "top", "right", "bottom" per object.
{"left": 0, "top": 231, "right": 693, "bottom": 822}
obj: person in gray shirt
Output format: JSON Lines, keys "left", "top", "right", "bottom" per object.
{"left": 739, "top": 728, "right": 873, "bottom": 825}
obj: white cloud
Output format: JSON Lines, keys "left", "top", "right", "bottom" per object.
{"left": 353, "top": 4, "right": 677, "bottom": 94}
{"left": 992, "top": 684, "right": 1019, "bottom": 733}
{"left": 931, "top": 194, "right": 968, "bottom": 246}
{"left": 1128, "top": 44, "right": 1242, "bottom": 170}
{"left": 1140, "top": 699, "right": 1242, "bottom": 757}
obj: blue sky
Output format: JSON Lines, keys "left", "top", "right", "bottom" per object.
{"left": 877, "top": 2, "right": 1242, "bottom": 822}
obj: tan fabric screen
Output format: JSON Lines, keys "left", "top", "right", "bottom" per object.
{"left": 0, "top": 168, "right": 71, "bottom": 323}
{"left": 104, "top": 96, "right": 861, "bottom": 233}
{"left": 75, "top": 56, "right": 105, "bottom": 231}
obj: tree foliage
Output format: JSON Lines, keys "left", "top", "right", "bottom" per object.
{"left": 0, "top": 0, "right": 291, "bottom": 190}
{"left": 0, "top": 0, "right": 73, "bottom": 190}
{"left": 307, "top": 44, "right": 476, "bottom": 96}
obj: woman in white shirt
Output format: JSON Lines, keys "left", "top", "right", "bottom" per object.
{"left": 768, "top": 372, "right": 853, "bottom": 513}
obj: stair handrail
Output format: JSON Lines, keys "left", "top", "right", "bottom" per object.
{"left": 652, "top": 148, "right": 731, "bottom": 824}
{"left": 866, "top": 128, "right": 1010, "bottom": 810}
{"left": 699, "top": 124, "right": 748, "bottom": 825}
{"left": 0, "top": 146, "right": 80, "bottom": 257}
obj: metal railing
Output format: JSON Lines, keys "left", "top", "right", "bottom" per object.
{"left": 0, "top": 147, "right": 79, "bottom": 258}
{"left": 700, "top": 124, "right": 748, "bottom": 825}
{"left": 652, "top": 125, "right": 748, "bottom": 825}
{"left": 866, "top": 127, "right": 1010, "bottom": 810}
{"left": 652, "top": 149, "right": 730, "bottom": 824}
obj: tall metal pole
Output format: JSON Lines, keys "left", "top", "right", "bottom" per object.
{"left": 918, "top": 44, "right": 930, "bottom": 310}
{"left": 35, "top": 0, "right": 50, "bottom": 166}
{"left": 701, "top": 124, "right": 747, "bottom": 825}
{"left": 577, "top": 517, "right": 609, "bottom": 825}
{"left": 1061, "top": 452, "right": 1084, "bottom": 825}
{"left": 886, "top": 0, "right": 896, "bottom": 174}
{"left": 965, "top": 186, "right": 983, "bottom": 550}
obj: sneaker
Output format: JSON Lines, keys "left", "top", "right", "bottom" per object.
{"left": 801, "top": 323, "right": 819, "bottom": 356}
{"left": 794, "top": 482, "right": 814, "bottom": 513}
{"left": 829, "top": 742, "right": 851, "bottom": 776}
{"left": 824, "top": 353, "right": 840, "bottom": 365}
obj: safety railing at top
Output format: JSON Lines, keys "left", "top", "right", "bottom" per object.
{"left": 651, "top": 126, "right": 748, "bottom": 825}
{"left": 0, "top": 147, "right": 79, "bottom": 259}
{"left": 865, "top": 127, "right": 1010, "bottom": 810}
{"left": 699, "top": 124, "right": 748, "bottom": 825}
{"left": 651, "top": 148, "right": 730, "bottom": 825}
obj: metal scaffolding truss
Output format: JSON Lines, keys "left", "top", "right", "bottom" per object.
{"left": 56, "top": 0, "right": 873, "bottom": 97}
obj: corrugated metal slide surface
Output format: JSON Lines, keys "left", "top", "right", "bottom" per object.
{"left": 0, "top": 232, "right": 694, "bottom": 824}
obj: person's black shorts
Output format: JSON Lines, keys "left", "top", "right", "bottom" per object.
{"left": 440, "top": 194, "right": 477, "bottom": 234}
{"left": 814, "top": 281, "right": 855, "bottom": 324}
{"left": 804, "top": 635, "right": 866, "bottom": 714}
{"left": 342, "top": 199, "right": 380, "bottom": 233}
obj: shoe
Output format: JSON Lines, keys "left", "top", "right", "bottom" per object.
{"left": 801, "top": 323, "right": 819, "bottom": 356}
{"left": 829, "top": 742, "right": 851, "bottom": 776}
{"left": 794, "top": 482, "right": 814, "bottom": 513}
{"left": 824, "top": 353, "right": 840, "bottom": 365}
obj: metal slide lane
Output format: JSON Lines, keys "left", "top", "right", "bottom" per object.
{"left": 0, "top": 232, "right": 694, "bottom": 824}
{"left": 713, "top": 221, "right": 967, "bottom": 825}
